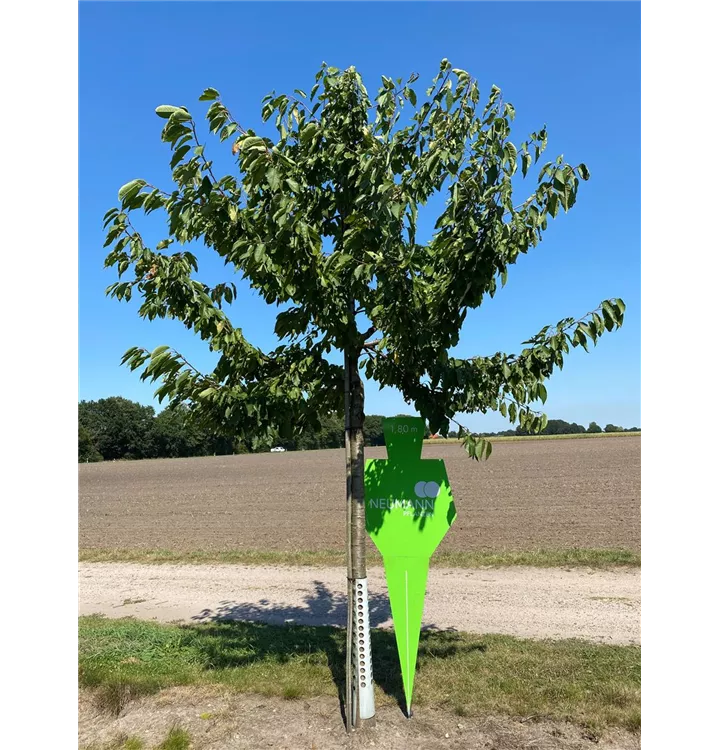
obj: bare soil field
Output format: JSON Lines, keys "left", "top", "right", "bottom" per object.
{"left": 79, "top": 436, "right": 640, "bottom": 554}
{"left": 79, "top": 688, "right": 640, "bottom": 750}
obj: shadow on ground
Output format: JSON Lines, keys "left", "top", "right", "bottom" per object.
{"left": 185, "top": 580, "right": 482, "bottom": 719}
{"left": 191, "top": 579, "right": 400, "bottom": 628}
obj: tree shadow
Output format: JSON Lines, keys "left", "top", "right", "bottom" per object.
{"left": 183, "top": 580, "right": 482, "bottom": 718}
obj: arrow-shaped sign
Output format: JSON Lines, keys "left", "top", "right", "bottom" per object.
{"left": 365, "top": 417, "right": 457, "bottom": 714}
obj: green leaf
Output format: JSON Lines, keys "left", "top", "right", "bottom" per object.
{"left": 170, "top": 108, "right": 193, "bottom": 123}
{"left": 219, "top": 122, "right": 238, "bottom": 142}
{"left": 241, "top": 136, "right": 266, "bottom": 152}
{"left": 577, "top": 163, "right": 590, "bottom": 180}
{"left": 155, "top": 105, "right": 182, "bottom": 119}
{"left": 547, "top": 194, "right": 559, "bottom": 218}
{"left": 266, "top": 168, "right": 281, "bottom": 191}
{"left": 578, "top": 322, "right": 595, "bottom": 344}
{"left": 521, "top": 152, "right": 531, "bottom": 177}
{"left": 602, "top": 305, "right": 615, "bottom": 331}
{"left": 118, "top": 179, "right": 146, "bottom": 202}
{"left": 537, "top": 382, "right": 547, "bottom": 404}
{"left": 199, "top": 88, "right": 220, "bottom": 102}
{"left": 571, "top": 328, "right": 587, "bottom": 351}
{"left": 170, "top": 145, "right": 191, "bottom": 169}
{"left": 601, "top": 301, "right": 617, "bottom": 324}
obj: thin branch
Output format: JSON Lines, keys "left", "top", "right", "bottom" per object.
{"left": 216, "top": 101, "right": 248, "bottom": 137}
{"left": 287, "top": 95, "right": 320, "bottom": 123}
{"left": 135, "top": 346, "right": 222, "bottom": 390}
{"left": 172, "top": 350, "right": 218, "bottom": 382}
{"left": 512, "top": 164, "right": 583, "bottom": 216}
{"left": 461, "top": 302, "right": 607, "bottom": 365}
{"left": 219, "top": 99, "right": 276, "bottom": 160}
{"left": 143, "top": 182, "right": 171, "bottom": 197}
{"left": 190, "top": 121, "right": 227, "bottom": 197}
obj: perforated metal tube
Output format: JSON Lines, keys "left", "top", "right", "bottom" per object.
{"left": 352, "top": 577, "right": 375, "bottom": 722}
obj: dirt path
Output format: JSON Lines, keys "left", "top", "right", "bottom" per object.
{"left": 79, "top": 563, "right": 640, "bottom": 644}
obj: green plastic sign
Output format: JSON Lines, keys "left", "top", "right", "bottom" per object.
{"left": 365, "top": 417, "right": 457, "bottom": 714}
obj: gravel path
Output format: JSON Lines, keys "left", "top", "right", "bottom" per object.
{"left": 79, "top": 563, "right": 640, "bottom": 644}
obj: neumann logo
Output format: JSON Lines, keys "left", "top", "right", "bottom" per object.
{"left": 414, "top": 481, "right": 440, "bottom": 499}
{"left": 368, "top": 481, "right": 441, "bottom": 517}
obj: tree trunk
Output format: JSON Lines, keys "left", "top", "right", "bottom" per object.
{"left": 344, "top": 348, "right": 376, "bottom": 730}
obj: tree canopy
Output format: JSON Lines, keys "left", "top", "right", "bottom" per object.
{"left": 102, "top": 61, "right": 625, "bottom": 459}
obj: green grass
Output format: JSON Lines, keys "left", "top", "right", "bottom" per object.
{"left": 423, "top": 431, "right": 641, "bottom": 445}
{"left": 79, "top": 615, "right": 640, "bottom": 734}
{"left": 79, "top": 546, "right": 639, "bottom": 568}
{"left": 156, "top": 727, "right": 190, "bottom": 750}
{"left": 81, "top": 727, "right": 192, "bottom": 750}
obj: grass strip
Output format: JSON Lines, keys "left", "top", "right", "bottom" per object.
{"left": 79, "top": 615, "right": 640, "bottom": 734}
{"left": 79, "top": 547, "right": 640, "bottom": 568}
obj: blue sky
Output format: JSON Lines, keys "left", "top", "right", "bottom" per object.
{"left": 79, "top": 1, "right": 640, "bottom": 431}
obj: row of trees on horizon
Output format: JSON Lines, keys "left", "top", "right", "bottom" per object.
{"left": 79, "top": 397, "right": 639, "bottom": 463}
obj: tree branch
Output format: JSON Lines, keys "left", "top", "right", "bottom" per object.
{"left": 190, "top": 121, "right": 227, "bottom": 197}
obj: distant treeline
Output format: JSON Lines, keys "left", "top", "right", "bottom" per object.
{"left": 78, "top": 397, "right": 394, "bottom": 463}
{"left": 78, "top": 397, "right": 639, "bottom": 463}
{"left": 475, "top": 419, "right": 640, "bottom": 439}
